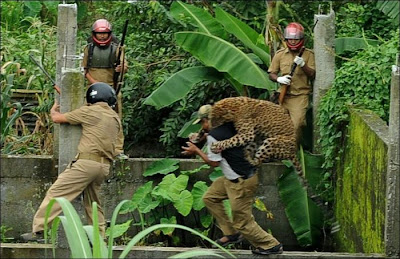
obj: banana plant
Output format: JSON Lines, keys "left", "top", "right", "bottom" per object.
{"left": 277, "top": 147, "right": 325, "bottom": 248}
{"left": 144, "top": 1, "right": 275, "bottom": 110}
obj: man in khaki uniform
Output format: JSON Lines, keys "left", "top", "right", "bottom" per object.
{"left": 182, "top": 105, "right": 283, "bottom": 255}
{"left": 21, "top": 83, "right": 121, "bottom": 242}
{"left": 268, "top": 22, "right": 315, "bottom": 141}
{"left": 82, "top": 19, "right": 128, "bottom": 156}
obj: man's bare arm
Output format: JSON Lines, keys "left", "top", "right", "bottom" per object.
{"left": 181, "top": 142, "right": 220, "bottom": 167}
{"left": 50, "top": 101, "right": 68, "bottom": 124}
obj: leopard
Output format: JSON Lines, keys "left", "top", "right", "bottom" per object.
{"left": 209, "top": 96, "right": 299, "bottom": 169}
{"left": 208, "top": 97, "right": 327, "bottom": 213}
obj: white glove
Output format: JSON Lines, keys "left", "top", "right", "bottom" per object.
{"left": 294, "top": 56, "right": 305, "bottom": 67}
{"left": 277, "top": 75, "right": 292, "bottom": 85}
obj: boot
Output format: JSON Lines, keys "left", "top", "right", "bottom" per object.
{"left": 20, "top": 231, "right": 45, "bottom": 243}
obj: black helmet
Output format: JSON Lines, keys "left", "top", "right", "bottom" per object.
{"left": 86, "top": 82, "right": 117, "bottom": 107}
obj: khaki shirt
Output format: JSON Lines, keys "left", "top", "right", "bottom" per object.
{"left": 64, "top": 102, "right": 122, "bottom": 161}
{"left": 268, "top": 48, "right": 315, "bottom": 95}
{"left": 82, "top": 45, "right": 127, "bottom": 86}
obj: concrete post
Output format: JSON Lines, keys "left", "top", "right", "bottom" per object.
{"left": 384, "top": 58, "right": 400, "bottom": 257}
{"left": 54, "top": 4, "right": 78, "bottom": 160}
{"left": 58, "top": 70, "right": 84, "bottom": 173}
{"left": 312, "top": 9, "right": 335, "bottom": 153}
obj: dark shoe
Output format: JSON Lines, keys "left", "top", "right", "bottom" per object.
{"left": 20, "top": 231, "right": 45, "bottom": 243}
{"left": 252, "top": 243, "right": 283, "bottom": 255}
{"left": 213, "top": 232, "right": 244, "bottom": 248}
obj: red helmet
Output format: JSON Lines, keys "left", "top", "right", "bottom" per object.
{"left": 92, "top": 19, "right": 112, "bottom": 46}
{"left": 284, "top": 22, "right": 305, "bottom": 51}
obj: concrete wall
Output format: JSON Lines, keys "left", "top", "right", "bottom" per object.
{"left": 0, "top": 156, "right": 299, "bottom": 250}
{"left": 334, "top": 109, "right": 389, "bottom": 253}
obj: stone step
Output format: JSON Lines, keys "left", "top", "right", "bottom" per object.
{"left": 0, "top": 243, "right": 389, "bottom": 259}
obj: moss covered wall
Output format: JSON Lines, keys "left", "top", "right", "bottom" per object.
{"left": 334, "top": 109, "right": 389, "bottom": 253}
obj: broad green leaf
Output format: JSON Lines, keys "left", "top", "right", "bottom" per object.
{"left": 215, "top": 7, "right": 270, "bottom": 65}
{"left": 131, "top": 181, "right": 154, "bottom": 206}
{"left": 178, "top": 114, "right": 202, "bottom": 138}
{"left": 191, "top": 181, "right": 208, "bottom": 210}
{"left": 209, "top": 167, "right": 224, "bottom": 181}
{"left": 175, "top": 31, "right": 274, "bottom": 90}
{"left": 120, "top": 224, "right": 235, "bottom": 258}
{"left": 335, "top": 37, "right": 379, "bottom": 55}
{"left": 172, "top": 190, "right": 193, "bottom": 216}
{"left": 153, "top": 174, "right": 189, "bottom": 201}
{"left": 277, "top": 166, "right": 323, "bottom": 247}
{"left": 119, "top": 200, "right": 136, "bottom": 214}
{"left": 223, "top": 200, "right": 232, "bottom": 221}
{"left": 120, "top": 182, "right": 155, "bottom": 214}
{"left": 303, "top": 151, "right": 325, "bottom": 193}
{"left": 200, "top": 213, "right": 213, "bottom": 228}
{"left": 170, "top": 1, "right": 228, "bottom": 39}
{"left": 160, "top": 216, "right": 177, "bottom": 235}
{"left": 223, "top": 73, "right": 245, "bottom": 95}
{"left": 138, "top": 195, "right": 160, "bottom": 213}
{"left": 181, "top": 164, "right": 210, "bottom": 176}
{"left": 105, "top": 220, "right": 132, "bottom": 239}
{"left": 144, "top": 66, "right": 222, "bottom": 109}
{"left": 24, "top": 1, "right": 42, "bottom": 16}
{"left": 376, "top": 1, "right": 399, "bottom": 25}
{"left": 143, "top": 158, "right": 180, "bottom": 176}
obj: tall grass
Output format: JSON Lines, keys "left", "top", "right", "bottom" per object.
{"left": 44, "top": 197, "right": 236, "bottom": 258}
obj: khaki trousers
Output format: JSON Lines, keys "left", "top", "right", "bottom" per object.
{"left": 115, "top": 92, "right": 124, "bottom": 154}
{"left": 282, "top": 94, "right": 309, "bottom": 141}
{"left": 203, "top": 174, "right": 280, "bottom": 249}
{"left": 32, "top": 159, "right": 110, "bottom": 236}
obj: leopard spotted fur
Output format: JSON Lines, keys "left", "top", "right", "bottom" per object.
{"left": 209, "top": 97, "right": 299, "bottom": 169}
{"left": 209, "top": 97, "right": 326, "bottom": 212}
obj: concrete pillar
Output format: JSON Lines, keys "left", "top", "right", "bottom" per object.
{"left": 384, "top": 58, "right": 400, "bottom": 257}
{"left": 58, "top": 70, "right": 84, "bottom": 173}
{"left": 312, "top": 9, "right": 335, "bottom": 153}
{"left": 54, "top": 4, "right": 78, "bottom": 160}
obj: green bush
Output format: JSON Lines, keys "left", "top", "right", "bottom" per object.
{"left": 317, "top": 29, "right": 398, "bottom": 174}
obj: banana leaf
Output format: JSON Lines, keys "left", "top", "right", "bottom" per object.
{"left": 178, "top": 115, "right": 202, "bottom": 138}
{"left": 170, "top": 1, "right": 228, "bottom": 39}
{"left": 144, "top": 66, "right": 222, "bottom": 109}
{"left": 175, "top": 31, "right": 274, "bottom": 90}
{"left": 277, "top": 160, "right": 323, "bottom": 247}
{"left": 335, "top": 37, "right": 379, "bottom": 55}
{"left": 215, "top": 7, "right": 270, "bottom": 65}
{"left": 376, "top": 0, "right": 399, "bottom": 25}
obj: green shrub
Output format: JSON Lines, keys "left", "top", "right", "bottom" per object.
{"left": 317, "top": 29, "right": 398, "bottom": 174}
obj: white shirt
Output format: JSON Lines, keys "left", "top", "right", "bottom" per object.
{"left": 206, "top": 135, "right": 241, "bottom": 180}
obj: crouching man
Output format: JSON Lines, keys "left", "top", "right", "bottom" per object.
{"left": 21, "top": 82, "right": 122, "bottom": 242}
{"left": 182, "top": 105, "right": 283, "bottom": 255}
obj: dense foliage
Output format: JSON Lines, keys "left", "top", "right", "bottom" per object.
{"left": 318, "top": 29, "right": 398, "bottom": 171}
{"left": 1, "top": 0, "right": 398, "bottom": 160}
